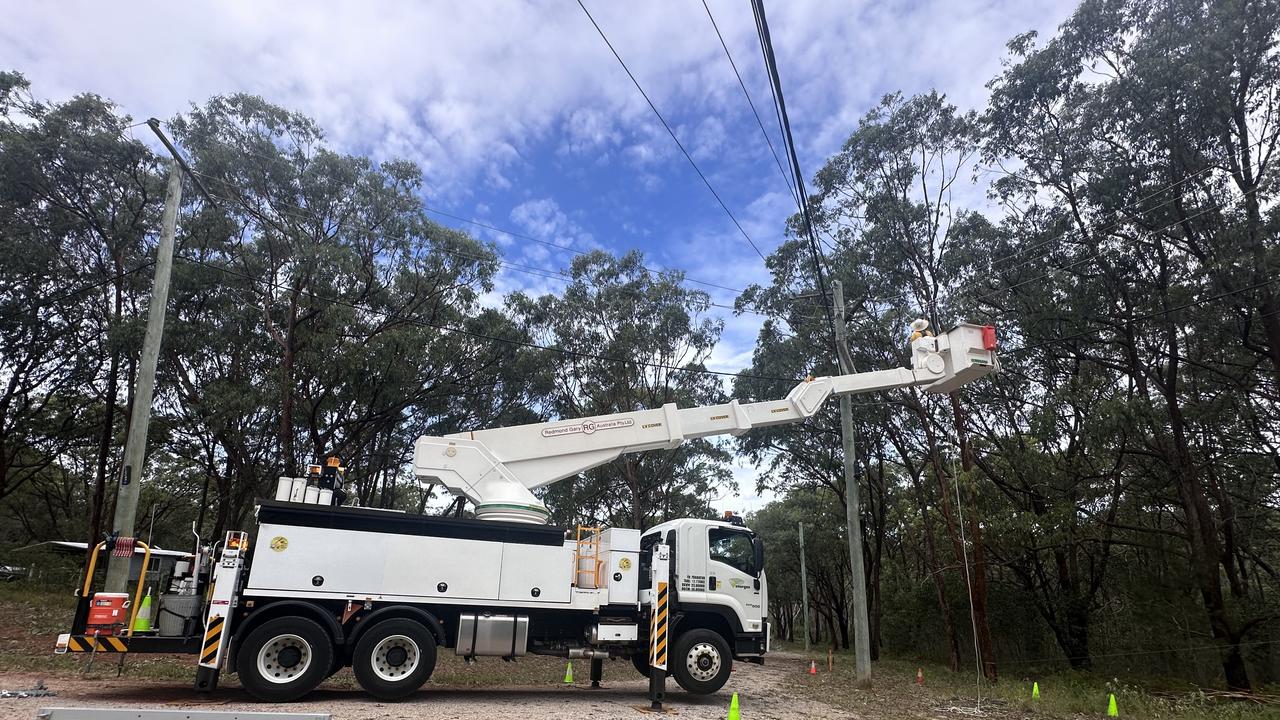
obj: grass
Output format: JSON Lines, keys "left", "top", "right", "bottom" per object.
{"left": 0, "top": 583, "right": 604, "bottom": 689}
{"left": 9, "top": 582, "right": 1271, "bottom": 717}
{"left": 783, "top": 643, "right": 1280, "bottom": 720}
{"left": 0, "top": 582, "right": 201, "bottom": 681}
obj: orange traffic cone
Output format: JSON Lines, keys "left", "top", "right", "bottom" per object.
{"left": 809, "top": 660, "right": 818, "bottom": 675}
{"left": 916, "top": 667, "right": 924, "bottom": 685}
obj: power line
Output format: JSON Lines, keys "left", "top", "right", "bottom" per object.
{"left": 420, "top": 205, "right": 747, "bottom": 295}
{"left": 869, "top": 134, "right": 1280, "bottom": 315}
{"left": 124, "top": 121, "right": 819, "bottom": 371}
{"left": 750, "top": 0, "right": 837, "bottom": 342}
{"left": 772, "top": 116, "right": 1278, "bottom": 324}
{"left": 167, "top": 125, "right": 822, "bottom": 315}
{"left": 575, "top": 0, "right": 771, "bottom": 263}
{"left": 821, "top": 150, "right": 1275, "bottom": 321}
{"left": 974, "top": 183, "right": 1266, "bottom": 316}
{"left": 999, "top": 277, "right": 1277, "bottom": 360}
{"left": 176, "top": 253, "right": 801, "bottom": 385}
{"left": 35, "top": 260, "right": 158, "bottom": 307}
{"left": 984, "top": 137, "right": 1275, "bottom": 274}
{"left": 189, "top": 172, "right": 829, "bottom": 323}
{"left": 700, "top": 0, "right": 798, "bottom": 208}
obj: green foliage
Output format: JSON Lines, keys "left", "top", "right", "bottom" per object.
{"left": 514, "top": 251, "right": 732, "bottom": 528}
{"left": 742, "top": 0, "right": 1280, "bottom": 691}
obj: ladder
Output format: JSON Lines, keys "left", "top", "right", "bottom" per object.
{"left": 573, "top": 526, "right": 603, "bottom": 589}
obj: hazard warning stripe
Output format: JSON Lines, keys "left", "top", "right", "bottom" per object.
{"left": 65, "top": 636, "right": 128, "bottom": 652}
{"left": 650, "top": 580, "right": 670, "bottom": 667}
{"left": 204, "top": 617, "right": 224, "bottom": 643}
{"left": 201, "top": 616, "right": 225, "bottom": 664}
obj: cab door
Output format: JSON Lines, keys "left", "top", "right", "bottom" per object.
{"left": 706, "top": 527, "right": 764, "bottom": 635}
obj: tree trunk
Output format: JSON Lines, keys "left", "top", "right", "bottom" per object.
{"left": 279, "top": 335, "right": 297, "bottom": 477}
{"left": 1168, "top": 406, "right": 1250, "bottom": 689}
{"left": 1060, "top": 600, "right": 1092, "bottom": 670}
{"left": 951, "top": 393, "right": 997, "bottom": 682}
{"left": 910, "top": 471, "right": 961, "bottom": 672}
{"left": 87, "top": 348, "right": 119, "bottom": 558}
{"left": 88, "top": 263, "right": 127, "bottom": 557}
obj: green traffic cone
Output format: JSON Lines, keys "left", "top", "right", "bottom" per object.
{"left": 1032, "top": 681, "right": 1040, "bottom": 700}
{"left": 132, "top": 588, "right": 153, "bottom": 632}
{"left": 563, "top": 660, "right": 574, "bottom": 683}
{"left": 727, "top": 691, "right": 740, "bottom": 720}
{"left": 1107, "top": 693, "right": 1119, "bottom": 717}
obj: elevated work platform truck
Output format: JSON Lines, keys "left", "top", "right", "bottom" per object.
{"left": 57, "top": 322, "right": 998, "bottom": 704}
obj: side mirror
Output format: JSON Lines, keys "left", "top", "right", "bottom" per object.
{"left": 752, "top": 536, "right": 765, "bottom": 578}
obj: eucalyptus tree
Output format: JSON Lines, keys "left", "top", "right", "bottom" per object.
{"left": 0, "top": 71, "right": 162, "bottom": 552}
{"left": 511, "top": 251, "right": 731, "bottom": 529}
{"left": 979, "top": 0, "right": 1280, "bottom": 689}
{"left": 736, "top": 91, "right": 998, "bottom": 677}
{"left": 750, "top": 490, "right": 853, "bottom": 649}
{"left": 160, "top": 94, "right": 536, "bottom": 525}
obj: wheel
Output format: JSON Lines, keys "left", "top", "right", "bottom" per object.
{"left": 352, "top": 618, "right": 438, "bottom": 701}
{"left": 670, "top": 629, "right": 732, "bottom": 695}
{"left": 235, "top": 616, "right": 334, "bottom": 702}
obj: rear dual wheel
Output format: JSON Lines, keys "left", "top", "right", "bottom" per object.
{"left": 236, "top": 617, "right": 333, "bottom": 702}
{"left": 235, "top": 615, "right": 438, "bottom": 702}
{"left": 352, "top": 618, "right": 438, "bottom": 701}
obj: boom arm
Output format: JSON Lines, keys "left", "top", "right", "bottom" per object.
{"left": 413, "top": 323, "right": 998, "bottom": 523}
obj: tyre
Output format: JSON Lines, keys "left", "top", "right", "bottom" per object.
{"left": 670, "top": 628, "right": 732, "bottom": 695}
{"left": 352, "top": 618, "right": 438, "bottom": 701}
{"left": 235, "top": 616, "right": 334, "bottom": 702}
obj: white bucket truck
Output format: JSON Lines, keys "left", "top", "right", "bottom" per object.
{"left": 58, "top": 322, "right": 997, "bottom": 705}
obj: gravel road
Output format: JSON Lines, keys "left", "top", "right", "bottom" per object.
{"left": 0, "top": 652, "right": 851, "bottom": 720}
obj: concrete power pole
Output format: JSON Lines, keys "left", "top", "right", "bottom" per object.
{"left": 832, "top": 280, "right": 872, "bottom": 686}
{"left": 799, "top": 521, "right": 810, "bottom": 653}
{"left": 104, "top": 158, "right": 183, "bottom": 592}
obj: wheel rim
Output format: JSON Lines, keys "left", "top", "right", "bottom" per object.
{"left": 685, "top": 641, "right": 722, "bottom": 682}
{"left": 257, "top": 633, "right": 312, "bottom": 684}
{"left": 371, "top": 634, "right": 420, "bottom": 682}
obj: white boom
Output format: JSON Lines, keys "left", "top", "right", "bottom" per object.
{"left": 413, "top": 322, "right": 999, "bottom": 523}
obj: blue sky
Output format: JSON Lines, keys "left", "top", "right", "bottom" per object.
{"left": 4, "top": 0, "right": 1077, "bottom": 512}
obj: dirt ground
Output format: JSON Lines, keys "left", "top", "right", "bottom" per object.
{"left": 0, "top": 652, "right": 856, "bottom": 720}
{"left": 0, "top": 588, "right": 1061, "bottom": 719}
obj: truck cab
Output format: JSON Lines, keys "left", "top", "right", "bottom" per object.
{"left": 642, "top": 517, "right": 768, "bottom": 663}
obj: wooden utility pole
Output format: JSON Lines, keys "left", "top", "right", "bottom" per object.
{"left": 105, "top": 156, "right": 182, "bottom": 592}
{"left": 799, "top": 521, "right": 810, "bottom": 653}
{"left": 832, "top": 280, "right": 872, "bottom": 686}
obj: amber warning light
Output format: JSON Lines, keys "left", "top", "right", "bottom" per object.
{"left": 226, "top": 531, "right": 249, "bottom": 552}
{"left": 981, "top": 325, "right": 997, "bottom": 351}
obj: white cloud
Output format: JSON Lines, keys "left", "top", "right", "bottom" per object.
{"left": 509, "top": 198, "right": 597, "bottom": 254}
{"left": 3, "top": 1, "right": 1073, "bottom": 192}
{"left": 6, "top": 0, "right": 1078, "bottom": 507}
{"left": 559, "top": 108, "right": 622, "bottom": 157}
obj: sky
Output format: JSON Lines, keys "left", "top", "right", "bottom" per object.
{"left": 3, "top": 0, "right": 1078, "bottom": 514}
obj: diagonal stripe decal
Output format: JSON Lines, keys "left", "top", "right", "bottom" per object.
{"left": 201, "top": 615, "right": 226, "bottom": 665}
{"left": 649, "top": 579, "right": 670, "bottom": 669}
